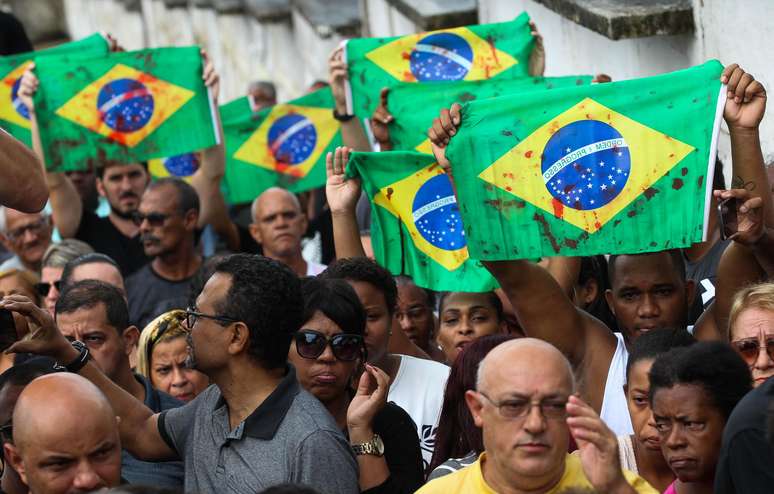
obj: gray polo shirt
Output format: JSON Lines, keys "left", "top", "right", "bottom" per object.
{"left": 157, "top": 365, "right": 359, "bottom": 494}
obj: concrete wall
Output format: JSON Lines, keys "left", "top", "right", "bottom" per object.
{"left": 479, "top": 0, "right": 774, "bottom": 167}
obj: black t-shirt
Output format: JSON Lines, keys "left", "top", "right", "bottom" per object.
{"left": 126, "top": 263, "right": 199, "bottom": 329}
{"left": 75, "top": 210, "right": 149, "bottom": 277}
{"left": 715, "top": 377, "right": 774, "bottom": 493}
{"left": 0, "top": 12, "right": 32, "bottom": 56}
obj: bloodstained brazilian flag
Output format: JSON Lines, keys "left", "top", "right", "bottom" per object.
{"left": 387, "top": 75, "right": 593, "bottom": 153}
{"left": 221, "top": 87, "right": 341, "bottom": 204}
{"left": 347, "top": 151, "right": 497, "bottom": 292}
{"left": 0, "top": 33, "right": 109, "bottom": 146}
{"left": 148, "top": 152, "right": 200, "bottom": 182}
{"left": 446, "top": 60, "right": 726, "bottom": 260}
{"left": 33, "top": 46, "right": 217, "bottom": 171}
{"left": 345, "top": 12, "right": 534, "bottom": 120}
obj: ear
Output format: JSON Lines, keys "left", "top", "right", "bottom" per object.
{"left": 4, "top": 443, "right": 27, "bottom": 485}
{"left": 95, "top": 177, "right": 107, "bottom": 198}
{"left": 228, "top": 322, "right": 250, "bottom": 356}
{"left": 604, "top": 288, "right": 616, "bottom": 316}
{"left": 684, "top": 279, "right": 696, "bottom": 308}
{"left": 580, "top": 278, "right": 599, "bottom": 307}
{"left": 122, "top": 326, "right": 140, "bottom": 356}
{"left": 248, "top": 222, "right": 262, "bottom": 245}
{"left": 183, "top": 209, "right": 199, "bottom": 231}
{"left": 465, "top": 390, "right": 485, "bottom": 428}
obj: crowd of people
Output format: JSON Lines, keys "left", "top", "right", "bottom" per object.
{"left": 0, "top": 12, "right": 772, "bottom": 494}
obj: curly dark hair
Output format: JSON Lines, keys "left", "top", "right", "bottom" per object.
{"left": 648, "top": 341, "right": 752, "bottom": 421}
{"left": 626, "top": 328, "right": 696, "bottom": 381}
{"left": 320, "top": 257, "right": 397, "bottom": 315}
{"left": 212, "top": 254, "right": 303, "bottom": 369}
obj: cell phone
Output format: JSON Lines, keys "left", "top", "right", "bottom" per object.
{"left": 0, "top": 308, "right": 17, "bottom": 353}
{"left": 717, "top": 197, "right": 738, "bottom": 240}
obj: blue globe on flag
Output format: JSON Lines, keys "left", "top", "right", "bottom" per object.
{"left": 164, "top": 153, "right": 199, "bottom": 177}
{"left": 541, "top": 120, "right": 631, "bottom": 210}
{"left": 410, "top": 32, "right": 473, "bottom": 82}
{"left": 268, "top": 113, "right": 317, "bottom": 165}
{"left": 11, "top": 77, "right": 29, "bottom": 120}
{"left": 412, "top": 173, "right": 466, "bottom": 250}
{"left": 97, "top": 78, "right": 154, "bottom": 133}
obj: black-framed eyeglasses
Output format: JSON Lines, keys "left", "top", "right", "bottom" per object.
{"left": 478, "top": 392, "right": 568, "bottom": 420}
{"left": 131, "top": 211, "right": 171, "bottom": 227}
{"left": 34, "top": 280, "right": 62, "bottom": 297}
{"left": 293, "top": 330, "right": 364, "bottom": 362}
{"left": 185, "top": 307, "right": 239, "bottom": 330}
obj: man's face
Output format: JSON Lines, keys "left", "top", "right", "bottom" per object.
{"left": 605, "top": 253, "right": 693, "bottom": 341}
{"left": 56, "top": 304, "right": 128, "bottom": 382}
{"left": 1, "top": 211, "right": 52, "bottom": 268}
{"left": 187, "top": 272, "right": 233, "bottom": 374}
{"left": 653, "top": 383, "right": 725, "bottom": 483}
{"left": 467, "top": 350, "right": 572, "bottom": 485}
{"left": 96, "top": 163, "right": 149, "bottom": 216}
{"left": 69, "top": 263, "right": 125, "bottom": 295}
{"left": 40, "top": 266, "right": 64, "bottom": 315}
{"left": 395, "top": 283, "right": 435, "bottom": 351}
{"left": 137, "top": 185, "right": 192, "bottom": 258}
{"left": 250, "top": 191, "right": 307, "bottom": 259}
{"left": 65, "top": 167, "right": 97, "bottom": 202}
{"left": 8, "top": 406, "right": 121, "bottom": 494}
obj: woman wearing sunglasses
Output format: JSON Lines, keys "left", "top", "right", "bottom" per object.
{"left": 288, "top": 278, "right": 424, "bottom": 494}
{"left": 136, "top": 310, "right": 209, "bottom": 402}
{"left": 728, "top": 282, "right": 774, "bottom": 388}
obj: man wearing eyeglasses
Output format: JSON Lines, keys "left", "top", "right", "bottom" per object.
{"left": 0, "top": 208, "right": 52, "bottom": 274}
{"left": 418, "top": 338, "right": 656, "bottom": 494}
{"left": 125, "top": 178, "right": 202, "bottom": 329}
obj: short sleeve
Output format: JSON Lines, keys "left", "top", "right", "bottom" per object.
{"left": 157, "top": 392, "right": 203, "bottom": 458}
{"left": 292, "top": 429, "right": 359, "bottom": 494}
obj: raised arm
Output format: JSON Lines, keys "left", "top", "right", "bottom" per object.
{"left": 18, "top": 64, "right": 83, "bottom": 237}
{"left": 2, "top": 295, "right": 176, "bottom": 461}
{"left": 329, "top": 47, "right": 372, "bottom": 152}
{"left": 327, "top": 146, "right": 366, "bottom": 259}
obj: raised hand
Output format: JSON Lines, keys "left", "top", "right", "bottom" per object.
{"left": 714, "top": 188, "right": 765, "bottom": 245}
{"left": 722, "top": 64, "right": 767, "bottom": 131}
{"left": 18, "top": 63, "right": 38, "bottom": 113}
{"left": 1, "top": 295, "right": 75, "bottom": 362}
{"left": 428, "top": 103, "right": 462, "bottom": 172}
{"left": 528, "top": 21, "right": 545, "bottom": 77}
{"left": 326, "top": 146, "right": 361, "bottom": 216}
{"left": 370, "top": 88, "right": 394, "bottom": 147}
{"left": 328, "top": 47, "right": 349, "bottom": 114}
{"left": 567, "top": 395, "right": 634, "bottom": 494}
{"left": 201, "top": 49, "right": 220, "bottom": 104}
{"left": 347, "top": 364, "right": 389, "bottom": 437}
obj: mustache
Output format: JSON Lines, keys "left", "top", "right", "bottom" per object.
{"left": 140, "top": 234, "right": 160, "bottom": 243}
{"left": 119, "top": 192, "right": 138, "bottom": 200}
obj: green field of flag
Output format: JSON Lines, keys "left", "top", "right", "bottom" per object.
{"left": 347, "top": 150, "right": 498, "bottom": 292}
{"left": 0, "top": 33, "right": 109, "bottom": 147}
{"left": 221, "top": 87, "right": 341, "bottom": 204}
{"left": 387, "top": 75, "right": 593, "bottom": 153}
{"left": 446, "top": 60, "right": 725, "bottom": 260}
{"left": 345, "top": 12, "right": 534, "bottom": 120}
{"left": 33, "top": 46, "right": 216, "bottom": 171}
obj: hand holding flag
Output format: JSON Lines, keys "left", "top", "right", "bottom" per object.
{"left": 428, "top": 102, "right": 461, "bottom": 172}
{"left": 722, "top": 63, "right": 767, "bottom": 130}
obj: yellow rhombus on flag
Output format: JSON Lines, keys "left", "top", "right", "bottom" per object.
{"left": 233, "top": 104, "right": 338, "bottom": 179}
{"left": 479, "top": 97, "right": 695, "bottom": 233}
{"left": 366, "top": 27, "right": 517, "bottom": 83}
{"left": 0, "top": 61, "right": 33, "bottom": 130}
{"left": 55, "top": 63, "right": 194, "bottom": 148}
{"left": 373, "top": 163, "right": 469, "bottom": 271}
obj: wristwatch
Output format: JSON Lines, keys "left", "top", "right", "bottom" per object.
{"left": 351, "top": 434, "right": 385, "bottom": 457}
{"left": 333, "top": 108, "right": 355, "bottom": 122}
{"left": 54, "top": 340, "right": 91, "bottom": 373}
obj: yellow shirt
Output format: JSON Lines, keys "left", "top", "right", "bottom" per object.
{"left": 416, "top": 452, "right": 658, "bottom": 494}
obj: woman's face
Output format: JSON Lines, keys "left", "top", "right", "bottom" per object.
{"left": 731, "top": 307, "right": 774, "bottom": 387}
{"left": 347, "top": 281, "right": 391, "bottom": 365}
{"left": 288, "top": 311, "right": 358, "bottom": 404}
{"left": 652, "top": 383, "right": 726, "bottom": 483}
{"left": 625, "top": 359, "right": 661, "bottom": 452}
{"left": 150, "top": 337, "right": 209, "bottom": 402}
{"left": 437, "top": 292, "right": 503, "bottom": 363}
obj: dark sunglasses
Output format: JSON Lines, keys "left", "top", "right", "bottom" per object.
{"left": 131, "top": 211, "right": 170, "bottom": 227}
{"left": 293, "top": 330, "right": 364, "bottom": 362}
{"left": 34, "top": 281, "right": 61, "bottom": 297}
{"left": 732, "top": 337, "right": 774, "bottom": 366}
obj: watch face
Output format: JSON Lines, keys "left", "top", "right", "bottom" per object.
{"left": 373, "top": 434, "right": 385, "bottom": 456}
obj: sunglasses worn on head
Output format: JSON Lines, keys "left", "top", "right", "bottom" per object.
{"left": 131, "top": 211, "right": 170, "bottom": 227}
{"left": 34, "top": 280, "right": 62, "bottom": 297}
{"left": 732, "top": 337, "right": 774, "bottom": 366}
{"left": 294, "top": 330, "right": 364, "bottom": 362}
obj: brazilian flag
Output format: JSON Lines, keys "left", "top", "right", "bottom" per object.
{"left": 387, "top": 75, "right": 593, "bottom": 153}
{"left": 33, "top": 46, "right": 217, "bottom": 171}
{"left": 345, "top": 12, "right": 534, "bottom": 120}
{"left": 0, "top": 33, "right": 109, "bottom": 147}
{"left": 347, "top": 151, "right": 497, "bottom": 292}
{"left": 446, "top": 60, "right": 725, "bottom": 260}
{"left": 148, "top": 152, "right": 200, "bottom": 182}
{"left": 220, "top": 87, "right": 341, "bottom": 204}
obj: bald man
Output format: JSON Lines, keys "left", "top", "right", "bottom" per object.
{"left": 419, "top": 339, "right": 656, "bottom": 494}
{"left": 249, "top": 187, "right": 325, "bottom": 277}
{"left": 4, "top": 373, "right": 122, "bottom": 494}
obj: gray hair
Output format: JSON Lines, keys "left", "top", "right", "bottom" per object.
{"left": 42, "top": 239, "right": 95, "bottom": 269}
{"left": 247, "top": 80, "right": 276, "bottom": 100}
